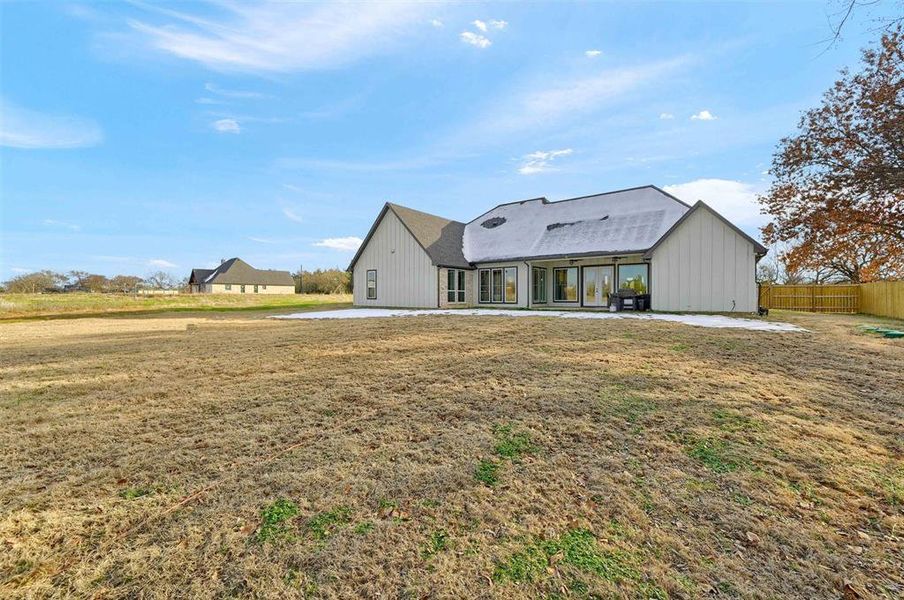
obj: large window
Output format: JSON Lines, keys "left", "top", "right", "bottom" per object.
{"left": 447, "top": 269, "right": 466, "bottom": 303}
{"left": 366, "top": 270, "right": 377, "bottom": 299}
{"left": 617, "top": 264, "right": 649, "bottom": 294}
{"left": 532, "top": 267, "right": 547, "bottom": 304}
{"left": 553, "top": 267, "right": 578, "bottom": 302}
{"left": 478, "top": 267, "right": 517, "bottom": 304}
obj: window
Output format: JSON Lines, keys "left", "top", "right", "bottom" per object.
{"left": 366, "top": 270, "right": 377, "bottom": 299}
{"left": 253, "top": 284, "right": 259, "bottom": 293}
{"left": 479, "top": 269, "right": 490, "bottom": 303}
{"left": 617, "top": 264, "right": 649, "bottom": 294}
{"left": 553, "top": 267, "right": 578, "bottom": 302}
{"left": 532, "top": 267, "right": 547, "bottom": 304}
{"left": 262, "top": 285, "right": 267, "bottom": 290}
{"left": 240, "top": 285, "right": 246, "bottom": 293}
{"left": 225, "top": 284, "right": 232, "bottom": 291}
{"left": 447, "top": 269, "right": 466, "bottom": 303}
{"left": 478, "top": 267, "right": 517, "bottom": 304}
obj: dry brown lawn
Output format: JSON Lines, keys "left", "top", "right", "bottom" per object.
{"left": 0, "top": 310, "right": 901, "bottom": 599}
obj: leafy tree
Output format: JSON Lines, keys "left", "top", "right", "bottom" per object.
{"left": 293, "top": 268, "right": 351, "bottom": 294}
{"left": 759, "top": 27, "right": 904, "bottom": 282}
{"left": 81, "top": 274, "right": 109, "bottom": 292}
{"left": 107, "top": 275, "right": 143, "bottom": 293}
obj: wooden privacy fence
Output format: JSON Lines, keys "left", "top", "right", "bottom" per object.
{"left": 759, "top": 281, "right": 904, "bottom": 319}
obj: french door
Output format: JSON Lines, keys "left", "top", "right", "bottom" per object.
{"left": 582, "top": 266, "right": 614, "bottom": 307}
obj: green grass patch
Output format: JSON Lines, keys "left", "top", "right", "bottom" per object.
{"left": 598, "top": 383, "right": 655, "bottom": 424}
{"left": 119, "top": 487, "right": 152, "bottom": 500}
{"left": 307, "top": 506, "right": 352, "bottom": 540}
{"left": 670, "top": 343, "right": 690, "bottom": 352}
{"left": 713, "top": 409, "right": 762, "bottom": 432}
{"left": 422, "top": 529, "right": 450, "bottom": 558}
{"left": 354, "top": 521, "right": 374, "bottom": 535}
{"left": 685, "top": 437, "right": 746, "bottom": 473}
{"left": 494, "top": 529, "right": 639, "bottom": 586}
{"left": 493, "top": 423, "right": 537, "bottom": 459}
{"left": 474, "top": 459, "right": 500, "bottom": 486}
{"left": 256, "top": 499, "right": 299, "bottom": 543}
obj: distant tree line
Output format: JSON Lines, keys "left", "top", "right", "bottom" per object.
{"left": 293, "top": 268, "right": 351, "bottom": 294}
{"left": 1, "top": 270, "right": 185, "bottom": 294}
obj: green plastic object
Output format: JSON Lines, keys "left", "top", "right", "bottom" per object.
{"left": 883, "top": 331, "right": 904, "bottom": 338}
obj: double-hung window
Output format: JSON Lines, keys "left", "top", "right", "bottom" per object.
{"left": 478, "top": 267, "right": 517, "bottom": 304}
{"left": 553, "top": 267, "right": 578, "bottom": 302}
{"left": 531, "top": 267, "right": 547, "bottom": 304}
{"left": 447, "top": 269, "right": 466, "bottom": 303}
{"left": 366, "top": 270, "right": 377, "bottom": 299}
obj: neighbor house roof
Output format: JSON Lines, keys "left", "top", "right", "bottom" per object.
{"left": 191, "top": 258, "right": 295, "bottom": 286}
{"left": 347, "top": 203, "right": 470, "bottom": 271}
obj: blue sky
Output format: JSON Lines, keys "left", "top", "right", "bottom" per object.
{"left": 0, "top": 1, "right": 896, "bottom": 279}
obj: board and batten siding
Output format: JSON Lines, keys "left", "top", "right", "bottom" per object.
{"left": 353, "top": 209, "right": 438, "bottom": 308}
{"left": 650, "top": 205, "right": 758, "bottom": 312}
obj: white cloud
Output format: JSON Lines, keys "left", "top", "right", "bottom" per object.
{"left": 489, "top": 20, "right": 508, "bottom": 30}
{"left": 11, "top": 267, "right": 31, "bottom": 274}
{"left": 282, "top": 207, "right": 304, "bottom": 223}
{"left": 460, "top": 31, "right": 491, "bottom": 48}
{"left": 659, "top": 112, "right": 674, "bottom": 120}
{"left": 585, "top": 49, "right": 602, "bottom": 57}
{"left": 472, "top": 19, "right": 488, "bottom": 32}
{"left": 690, "top": 109, "right": 717, "bottom": 121}
{"left": 126, "top": 2, "right": 431, "bottom": 72}
{"left": 663, "top": 179, "right": 767, "bottom": 231}
{"left": 247, "top": 236, "right": 279, "bottom": 244}
{"left": 42, "top": 219, "right": 81, "bottom": 231}
{"left": 148, "top": 258, "right": 178, "bottom": 268}
{"left": 195, "top": 97, "right": 225, "bottom": 105}
{"left": 212, "top": 118, "right": 241, "bottom": 133}
{"left": 313, "top": 236, "right": 363, "bottom": 251}
{"left": 204, "top": 82, "right": 268, "bottom": 99}
{"left": 0, "top": 98, "right": 103, "bottom": 149}
{"left": 430, "top": 19, "right": 444, "bottom": 28}
{"left": 517, "top": 148, "right": 573, "bottom": 175}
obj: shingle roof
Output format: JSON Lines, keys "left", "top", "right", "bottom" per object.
{"left": 191, "top": 258, "right": 295, "bottom": 286}
{"left": 347, "top": 203, "right": 470, "bottom": 270}
{"left": 189, "top": 268, "right": 214, "bottom": 284}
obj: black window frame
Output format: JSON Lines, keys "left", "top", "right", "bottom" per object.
{"left": 478, "top": 267, "right": 518, "bottom": 304}
{"left": 616, "top": 263, "right": 650, "bottom": 295}
{"left": 553, "top": 267, "right": 579, "bottom": 303}
{"left": 447, "top": 269, "right": 466, "bottom": 303}
{"left": 225, "top": 284, "right": 232, "bottom": 291}
{"left": 531, "top": 266, "right": 547, "bottom": 304}
{"left": 366, "top": 269, "right": 377, "bottom": 300}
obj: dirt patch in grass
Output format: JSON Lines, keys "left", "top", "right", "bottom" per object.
{"left": 0, "top": 311, "right": 902, "bottom": 598}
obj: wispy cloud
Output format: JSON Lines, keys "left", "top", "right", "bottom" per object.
{"left": 517, "top": 148, "right": 573, "bottom": 175}
{"left": 42, "top": 219, "right": 81, "bottom": 231}
{"left": 1, "top": 98, "right": 103, "bottom": 149}
{"left": 313, "top": 237, "right": 363, "bottom": 251}
{"left": 659, "top": 112, "right": 674, "bottom": 119}
{"left": 126, "top": 2, "right": 431, "bottom": 72}
{"left": 148, "top": 258, "right": 178, "bottom": 268}
{"left": 247, "top": 236, "right": 279, "bottom": 244}
{"left": 195, "top": 97, "right": 225, "bottom": 105}
{"left": 460, "top": 31, "right": 491, "bottom": 48}
{"left": 204, "top": 82, "right": 269, "bottom": 99}
{"left": 282, "top": 207, "right": 304, "bottom": 223}
{"left": 663, "top": 179, "right": 766, "bottom": 231}
{"left": 472, "top": 19, "right": 488, "bottom": 32}
{"left": 691, "top": 109, "right": 717, "bottom": 121}
{"left": 585, "top": 49, "right": 602, "bottom": 58}
{"left": 211, "top": 118, "right": 241, "bottom": 133}
{"left": 430, "top": 19, "right": 444, "bottom": 28}
{"left": 489, "top": 20, "right": 508, "bottom": 30}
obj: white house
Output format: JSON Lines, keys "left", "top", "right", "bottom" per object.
{"left": 348, "top": 186, "right": 767, "bottom": 312}
{"left": 188, "top": 258, "right": 295, "bottom": 294}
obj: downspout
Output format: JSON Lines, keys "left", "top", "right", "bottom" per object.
{"left": 523, "top": 261, "right": 531, "bottom": 310}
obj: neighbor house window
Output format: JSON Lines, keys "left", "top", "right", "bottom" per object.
{"left": 532, "top": 267, "right": 547, "bottom": 304}
{"left": 366, "top": 270, "right": 377, "bottom": 299}
{"left": 262, "top": 285, "right": 267, "bottom": 290}
{"left": 225, "top": 284, "right": 232, "bottom": 291}
{"left": 240, "top": 285, "right": 246, "bottom": 293}
{"left": 553, "top": 267, "right": 578, "bottom": 302}
{"left": 478, "top": 267, "right": 517, "bottom": 304}
{"left": 447, "top": 269, "right": 466, "bottom": 303}
{"left": 254, "top": 285, "right": 259, "bottom": 293}
{"left": 617, "top": 264, "right": 649, "bottom": 294}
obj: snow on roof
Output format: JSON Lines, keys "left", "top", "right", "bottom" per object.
{"left": 462, "top": 186, "right": 689, "bottom": 263}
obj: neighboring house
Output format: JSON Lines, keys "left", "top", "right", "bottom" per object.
{"left": 188, "top": 258, "right": 295, "bottom": 294}
{"left": 348, "top": 185, "right": 767, "bottom": 312}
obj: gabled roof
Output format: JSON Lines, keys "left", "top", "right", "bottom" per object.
{"left": 347, "top": 203, "right": 470, "bottom": 271}
{"left": 462, "top": 185, "right": 690, "bottom": 263}
{"left": 642, "top": 200, "right": 768, "bottom": 258}
{"left": 190, "top": 258, "right": 295, "bottom": 286}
